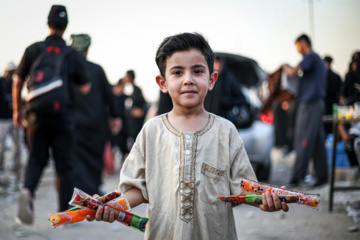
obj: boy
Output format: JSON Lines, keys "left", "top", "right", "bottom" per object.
{"left": 88, "top": 32, "right": 288, "bottom": 239}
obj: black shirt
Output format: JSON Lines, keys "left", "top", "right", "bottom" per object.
{"left": 73, "top": 60, "right": 119, "bottom": 126}
{"left": 325, "top": 69, "right": 342, "bottom": 114}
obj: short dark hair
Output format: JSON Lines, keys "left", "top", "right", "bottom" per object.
{"left": 324, "top": 56, "right": 333, "bottom": 64}
{"left": 48, "top": 22, "right": 68, "bottom": 31}
{"left": 126, "top": 70, "right": 135, "bottom": 82}
{"left": 117, "top": 78, "right": 124, "bottom": 85}
{"left": 155, "top": 32, "right": 214, "bottom": 78}
{"left": 295, "top": 34, "right": 312, "bottom": 48}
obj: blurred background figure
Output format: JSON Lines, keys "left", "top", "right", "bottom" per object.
{"left": 339, "top": 51, "right": 360, "bottom": 106}
{"left": 323, "top": 55, "right": 342, "bottom": 135}
{"left": 0, "top": 61, "right": 24, "bottom": 180}
{"left": 265, "top": 67, "right": 298, "bottom": 155}
{"left": 157, "top": 91, "right": 173, "bottom": 115}
{"left": 337, "top": 51, "right": 360, "bottom": 170}
{"left": 282, "top": 34, "right": 328, "bottom": 188}
{"left": 122, "top": 70, "right": 147, "bottom": 150}
{"left": 111, "top": 78, "right": 129, "bottom": 165}
{"left": 13, "top": 5, "right": 91, "bottom": 225}
{"left": 204, "top": 55, "right": 247, "bottom": 120}
{"left": 272, "top": 97, "right": 297, "bottom": 155}
{"left": 70, "top": 33, "right": 121, "bottom": 196}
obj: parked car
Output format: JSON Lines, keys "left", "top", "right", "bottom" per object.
{"left": 215, "top": 52, "right": 274, "bottom": 181}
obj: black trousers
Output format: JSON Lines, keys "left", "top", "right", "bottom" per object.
{"left": 25, "top": 112, "right": 75, "bottom": 211}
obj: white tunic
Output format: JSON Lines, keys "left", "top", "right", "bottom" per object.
{"left": 119, "top": 113, "right": 257, "bottom": 240}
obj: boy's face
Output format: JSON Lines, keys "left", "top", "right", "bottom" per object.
{"left": 156, "top": 48, "right": 218, "bottom": 111}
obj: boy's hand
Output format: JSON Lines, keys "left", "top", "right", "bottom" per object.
{"left": 259, "top": 186, "right": 289, "bottom": 212}
{"left": 85, "top": 194, "right": 119, "bottom": 223}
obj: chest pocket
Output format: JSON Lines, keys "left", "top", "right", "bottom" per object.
{"left": 199, "top": 163, "right": 227, "bottom": 204}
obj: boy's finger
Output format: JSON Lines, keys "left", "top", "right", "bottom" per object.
{"left": 102, "top": 206, "right": 112, "bottom": 222}
{"left": 272, "top": 193, "right": 282, "bottom": 210}
{"left": 108, "top": 211, "right": 116, "bottom": 223}
{"left": 261, "top": 193, "right": 268, "bottom": 209}
{"left": 86, "top": 215, "right": 95, "bottom": 222}
{"left": 282, "top": 202, "right": 289, "bottom": 212}
{"left": 95, "top": 206, "right": 104, "bottom": 221}
{"left": 264, "top": 192, "right": 275, "bottom": 211}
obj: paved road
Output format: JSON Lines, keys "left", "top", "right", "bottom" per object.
{"left": 0, "top": 148, "right": 359, "bottom": 240}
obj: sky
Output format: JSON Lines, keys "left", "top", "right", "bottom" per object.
{"left": 1, "top": 0, "right": 359, "bottom": 103}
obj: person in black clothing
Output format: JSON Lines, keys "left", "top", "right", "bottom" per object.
{"left": 112, "top": 78, "right": 129, "bottom": 161}
{"left": 204, "top": 55, "right": 246, "bottom": 120}
{"left": 13, "top": 5, "right": 91, "bottom": 224}
{"left": 0, "top": 62, "right": 23, "bottom": 178}
{"left": 323, "top": 56, "right": 342, "bottom": 135}
{"left": 340, "top": 51, "right": 360, "bottom": 106}
{"left": 157, "top": 91, "right": 173, "bottom": 115}
{"left": 70, "top": 34, "right": 121, "bottom": 196}
{"left": 122, "top": 70, "right": 147, "bottom": 149}
{"left": 337, "top": 51, "right": 360, "bottom": 169}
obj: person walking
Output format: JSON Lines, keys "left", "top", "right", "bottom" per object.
{"left": 282, "top": 34, "right": 328, "bottom": 188}
{"left": 0, "top": 62, "right": 23, "bottom": 180}
{"left": 112, "top": 78, "right": 129, "bottom": 162}
{"left": 122, "top": 70, "right": 147, "bottom": 149}
{"left": 70, "top": 33, "right": 121, "bottom": 196}
{"left": 13, "top": 5, "right": 90, "bottom": 224}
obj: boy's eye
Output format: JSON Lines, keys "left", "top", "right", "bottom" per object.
{"left": 173, "top": 70, "right": 182, "bottom": 75}
{"left": 194, "top": 69, "right": 204, "bottom": 74}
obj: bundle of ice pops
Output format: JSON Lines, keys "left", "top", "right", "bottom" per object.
{"left": 48, "top": 188, "right": 148, "bottom": 232}
{"left": 218, "top": 178, "right": 320, "bottom": 210}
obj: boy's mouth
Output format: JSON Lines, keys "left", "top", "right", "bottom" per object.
{"left": 181, "top": 89, "right": 197, "bottom": 94}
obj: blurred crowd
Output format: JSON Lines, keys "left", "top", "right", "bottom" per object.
{"left": 0, "top": 5, "right": 150, "bottom": 225}
{"left": 271, "top": 50, "right": 360, "bottom": 180}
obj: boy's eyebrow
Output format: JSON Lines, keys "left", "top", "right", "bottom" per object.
{"left": 192, "top": 64, "right": 207, "bottom": 68}
{"left": 169, "top": 65, "right": 185, "bottom": 70}
{"left": 169, "top": 64, "right": 206, "bottom": 70}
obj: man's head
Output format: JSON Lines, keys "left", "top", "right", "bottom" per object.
{"left": 113, "top": 78, "right": 125, "bottom": 96}
{"left": 3, "top": 61, "right": 16, "bottom": 79}
{"left": 213, "top": 55, "right": 225, "bottom": 75}
{"left": 295, "top": 34, "right": 312, "bottom": 55}
{"left": 155, "top": 32, "right": 214, "bottom": 78}
{"left": 48, "top": 5, "right": 68, "bottom": 31}
{"left": 71, "top": 34, "right": 91, "bottom": 56}
{"left": 324, "top": 56, "right": 333, "bottom": 70}
{"left": 124, "top": 70, "right": 135, "bottom": 84}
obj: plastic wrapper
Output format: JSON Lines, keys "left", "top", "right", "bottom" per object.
{"left": 49, "top": 208, "right": 95, "bottom": 227}
{"left": 69, "top": 188, "right": 148, "bottom": 232}
{"left": 49, "top": 190, "right": 121, "bottom": 228}
{"left": 239, "top": 178, "right": 320, "bottom": 210}
{"left": 218, "top": 194, "right": 299, "bottom": 204}
{"left": 70, "top": 188, "right": 130, "bottom": 212}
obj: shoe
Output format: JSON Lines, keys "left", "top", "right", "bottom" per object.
{"left": 310, "top": 178, "right": 328, "bottom": 188}
{"left": 287, "top": 180, "right": 300, "bottom": 189}
{"left": 17, "top": 188, "right": 34, "bottom": 224}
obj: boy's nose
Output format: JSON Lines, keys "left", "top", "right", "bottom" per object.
{"left": 183, "top": 73, "right": 194, "bottom": 85}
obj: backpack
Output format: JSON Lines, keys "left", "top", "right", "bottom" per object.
{"left": 25, "top": 41, "right": 74, "bottom": 115}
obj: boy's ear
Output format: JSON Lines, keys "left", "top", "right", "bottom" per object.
{"left": 156, "top": 75, "right": 168, "bottom": 93}
{"left": 208, "top": 71, "right": 218, "bottom": 91}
